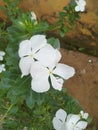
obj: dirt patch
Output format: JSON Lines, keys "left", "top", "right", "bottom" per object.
{"left": 61, "top": 48, "right": 98, "bottom": 128}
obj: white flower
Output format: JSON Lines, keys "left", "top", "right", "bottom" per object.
{"left": 18, "top": 35, "right": 61, "bottom": 77}
{"left": 0, "top": 64, "right": 6, "bottom": 73}
{"left": 0, "top": 51, "right": 5, "bottom": 61}
{"left": 75, "top": 0, "right": 86, "bottom": 12}
{"left": 66, "top": 115, "right": 88, "bottom": 130}
{"left": 53, "top": 109, "right": 88, "bottom": 130}
{"left": 31, "top": 11, "right": 37, "bottom": 21}
{"left": 30, "top": 62, "right": 75, "bottom": 93}
{"left": 80, "top": 111, "right": 89, "bottom": 119}
{"left": 53, "top": 109, "right": 67, "bottom": 130}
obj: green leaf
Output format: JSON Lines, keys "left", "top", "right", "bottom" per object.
{"left": 9, "top": 105, "right": 19, "bottom": 114}
{"left": 47, "top": 37, "right": 60, "bottom": 49}
{"left": 3, "top": 119, "right": 18, "bottom": 129}
{"left": 60, "top": 30, "right": 65, "bottom": 37}
{"left": 26, "top": 90, "right": 35, "bottom": 109}
{"left": 32, "top": 21, "right": 49, "bottom": 34}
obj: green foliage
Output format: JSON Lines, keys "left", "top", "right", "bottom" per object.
{"left": 7, "top": 12, "right": 49, "bottom": 42}
{"left": 0, "top": 0, "right": 22, "bottom": 21}
{"left": 0, "top": 87, "right": 82, "bottom": 130}
{"left": 48, "top": 37, "right": 60, "bottom": 49}
{"left": 57, "top": 3, "right": 80, "bottom": 37}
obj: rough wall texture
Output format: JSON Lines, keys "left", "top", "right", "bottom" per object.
{"left": 61, "top": 48, "right": 98, "bottom": 128}
{"left": 0, "top": 0, "right": 98, "bottom": 55}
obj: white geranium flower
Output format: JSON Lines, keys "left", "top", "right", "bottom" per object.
{"left": 0, "top": 51, "right": 5, "bottom": 61}
{"left": 18, "top": 35, "right": 61, "bottom": 77}
{"left": 30, "top": 61, "right": 75, "bottom": 93}
{"left": 75, "top": 0, "right": 86, "bottom": 12}
{"left": 0, "top": 64, "right": 6, "bottom": 73}
{"left": 80, "top": 111, "right": 89, "bottom": 119}
{"left": 31, "top": 11, "right": 37, "bottom": 21}
{"left": 53, "top": 109, "right": 88, "bottom": 130}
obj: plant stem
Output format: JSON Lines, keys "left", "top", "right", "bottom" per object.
{"left": 0, "top": 104, "right": 13, "bottom": 123}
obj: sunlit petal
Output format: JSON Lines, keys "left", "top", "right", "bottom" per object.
{"left": 19, "top": 57, "right": 34, "bottom": 77}
{"left": 66, "top": 115, "right": 80, "bottom": 126}
{"left": 31, "top": 11, "right": 37, "bottom": 21}
{"left": 75, "top": 0, "right": 86, "bottom": 12}
{"left": 55, "top": 109, "right": 67, "bottom": 122}
{"left": 79, "top": 0, "right": 86, "bottom": 6}
{"left": 80, "top": 6, "right": 85, "bottom": 12}
{"left": 0, "top": 56, "right": 3, "bottom": 61}
{"left": 80, "top": 111, "right": 89, "bottom": 119}
{"left": 0, "top": 64, "right": 6, "bottom": 73}
{"left": 31, "top": 75, "right": 50, "bottom": 93}
{"left": 18, "top": 40, "right": 31, "bottom": 57}
{"left": 75, "top": 121, "right": 88, "bottom": 129}
{"left": 75, "top": 6, "right": 80, "bottom": 12}
{"left": 66, "top": 114, "right": 74, "bottom": 122}
{"left": 0, "top": 51, "right": 5, "bottom": 61}
{"left": 53, "top": 63, "right": 75, "bottom": 80}
{"left": 50, "top": 75, "right": 64, "bottom": 91}
{"left": 53, "top": 117, "right": 63, "bottom": 130}
{"left": 30, "top": 61, "right": 49, "bottom": 79}
{"left": 30, "top": 35, "right": 47, "bottom": 53}
{"left": 0, "top": 51, "right": 5, "bottom": 56}
{"left": 35, "top": 44, "right": 61, "bottom": 68}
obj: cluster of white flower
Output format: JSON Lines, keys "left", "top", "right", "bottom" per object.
{"left": 18, "top": 35, "right": 75, "bottom": 93}
{"left": 0, "top": 51, "right": 6, "bottom": 73}
{"left": 75, "top": 0, "right": 86, "bottom": 12}
{"left": 53, "top": 109, "right": 89, "bottom": 130}
{"left": 31, "top": 11, "right": 37, "bottom": 21}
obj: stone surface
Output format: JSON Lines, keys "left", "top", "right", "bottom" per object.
{"left": 61, "top": 48, "right": 98, "bottom": 128}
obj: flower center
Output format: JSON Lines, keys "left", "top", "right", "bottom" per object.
{"left": 29, "top": 53, "right": 34, "bottom": 59}
{"left": 48, "top": 69, "right": 53, "bottom": 75}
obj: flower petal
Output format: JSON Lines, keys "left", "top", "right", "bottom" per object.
{"left": 0, "top": 64, "right": 6, "bottom": 73}
{"left": 80, "top": 6, "right": 85, "bottom": 12}
{"left": 31, "top": 11, "right": 37, "bottom": 21}
{"left": 55, "top": 109, "right": 67, "bottom": 122}
{"left": 0, "top": 51, "right": 5, "bottom": 61}
{"left": 30, "top": 35, "right": 47, "bottom": 53}
{"left": 53, "top": 117, "right": 63, "bottom": 130}
{"left": 75, "top": 121, "right": 88, "bottom": 130}
{"left": 80, "top": 111, "right": 89, "bottom": 119}
{"left": 30, "top": 62, "right": 50, "bottom": 93}
{"left": 75, "top": 6, "right": 80, "bottom": 12}
{"left": 50, "top": 75, "right": 64, "bottom": 91}
{"left": 18, "top": 40, "right": 32, "bottom": 57}
{"left": 35, "top": 44, "right": 61, "bottom": 68}
{"left": 79, "top": 0, "right": 86, "bottom": 6}
{"left": 19, "top": 57, "right": 34, "bottom": 77}
{"left": 31, "top": 75, "right": 50, "bottom": 93}
{"left": 0, "top": 56, "right": 3, "bottom": 61}
{"left": 53, "top": 63, "right": 75, "bottom": 80}
{"left": 0, "top": 51, "right": 5, "bottom": 56}
{"left": 66, "top": 115, "right": 80, "bottom": 126}
{"left": 30, "top": 61, "right": 49, "bottom": 79}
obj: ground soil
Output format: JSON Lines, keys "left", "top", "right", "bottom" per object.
{"left": 61, "top": 48, "right": 98, "bottom": 128}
